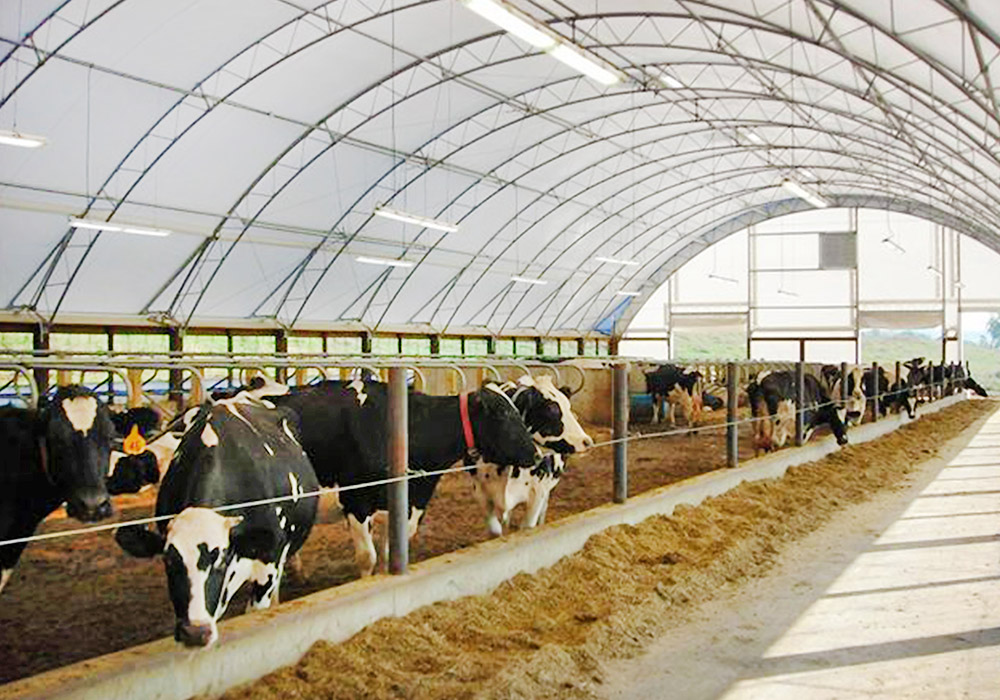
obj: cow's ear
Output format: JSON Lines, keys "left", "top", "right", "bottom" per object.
{"left": 230, "top": 524, "right": 279, "bottom": 561}
{"left": 115, "top": 525, "right": 165, "bottom": 558}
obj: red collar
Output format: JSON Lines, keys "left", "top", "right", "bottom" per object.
{"left": 459, "top": 392, "right": 476, "bottom": 453}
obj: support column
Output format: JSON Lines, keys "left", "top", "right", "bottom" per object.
{"left": 795, "top": 361, "right": 805, "bottom": 446}
{"left": 895, "top": 360, "right": 902, "bottom": 410}
{"left": 361, "top": 333, "right": 372, "bottom": 355}
{"left": 612, "top": 362, "right": 628, "bottom": 503}
{"left": 168, "top": 327, "right": 183, "bottom": 408}
{"left": 577, "top": 337, "right": 585, "bottom": 356}
{"left": 535, "top": 337, "right": 544, "bottom": 356}
{"left": 387, "top": 366, "right": 409, "bottom": 575}
{"left": 840, "top": 361, "right": 849, "bottom": 405}
{"left": 486, "top": 336, "right": 496, "bottom": 355}
{"left": 275, "top": 330, "right": 288, "bottom": 383}
{"left": 609, "top": 336, "right": 620, "bottom": 356}
{"left": 871, "top": 361, "right": 880, "bottom": 419}
{"left": 726, "top": 362, "right": 738, "bottom": 468}
{"left": 32, "top": 324, "right": 49, "bottom": 394}
{"left": 429, "top": 335, "right": 440, "bottom": 356}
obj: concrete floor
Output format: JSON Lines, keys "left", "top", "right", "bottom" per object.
{"left": 600, "top": 408, "right": 1000, "bottom": 700}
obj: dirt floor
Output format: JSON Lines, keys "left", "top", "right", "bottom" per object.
{"left": 0, "top": 409, "right": 752, "bottom": 684}
{"left": 220, "top": 400, "right": 996, "bottom": 700}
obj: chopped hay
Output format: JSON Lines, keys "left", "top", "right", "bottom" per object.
{"left": 226, "top": 400, "right": 996, "bottom": 700}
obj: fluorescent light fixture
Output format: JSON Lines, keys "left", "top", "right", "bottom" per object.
{"left": 594, "top": 255, "right": 640, "bottom": 266}
{"left": 0, "top": 129, "right": 46, "bottom": 148}
{"left": 373, "top": 206, "right": 458, "bottom": 233}
{"left": 550, "top": 44, "right": 622, "bottom": 85}
{"left": 780, "top": 178, "right": 830, "bottom": 208}
{"left": 708, "top": 272, "right": 739, "bottom": 284}
{"left": 777, "top": 288, "right": 799, "bottom": 297}
{"left": 461, "top": 0, "right": 556, "bottom": 49}
{"left": 798, "top": 168, "right": 817, "bottom": 180}
{"left": 954, "top": 280, "right": 966, "bottom": 289}
{"left": 926, "top": 264, "right": 942, "bottom": 276}
{"left": 356, "top": 255, "right": 415, "bottom": 268}
{"left": 616, "top": 290, "right": 640, "bottom": 297}
{"left": 511, "top": 275, "right": 548, "bottom": 285}
{"left": 657, "top": 71, "right": 683, "bottom": 89}
{"left": 881, "top": 236, "right": 906, "bottom": 254}
{"left": 68, "top": 217, "right": 171, "bottom": 237}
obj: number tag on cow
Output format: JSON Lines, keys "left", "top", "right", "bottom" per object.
{"left": 123, "top": 425, "right": 147, "bottom": 455}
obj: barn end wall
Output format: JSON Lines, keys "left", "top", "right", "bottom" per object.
{"left": 0, "top": 394, "right": 967, "bottom": 700}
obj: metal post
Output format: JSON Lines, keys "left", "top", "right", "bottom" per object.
{"left": 612, "top": 363, "right": 628, "bottom": 503}
{"left": 871, "top": 361, "right": 880, "bottom": 419}
{"left": 429, "top": 335, "right": 440, "bottom": 356}
{"left": 275, "top": 330, "right": 288, "bottom": 383}
{"left": 387, "top": 366, "right": 409, "bottom": 575}
{"left": 361, "top": 333, "right": 372, "bottom": 355}
{"left": 895, "top": 360, "right": 902, "bottom": 411}
{"left": 839, "top": 361, "right": 849, "bottom": 405}
{"left": 32, "top": 324, "right": 49, "bottom": 394}
{"left": 726, "top": 362, "right": 738, "bottom": 468}
{"left": 535, "top": 337, "right": 544, "bottom": 356}
{"left": 168, "top": 328, "right": 183, "bottom": 408}
{"left": 486, "top": 336, "right": 495, "bottom": 355}
{"left": 795, "top": 361, "right": 805, "bottom": 446}
{"left": 577, "top": 337, "right": 585, "bottom": 356}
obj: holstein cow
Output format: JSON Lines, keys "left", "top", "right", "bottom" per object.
{"left": 114, "top": 397, "right": 318, "bottom": 647}
{"left": 644, "top": 364, "right": 703, "bottom": 427}
{"left": 0, "top": 386, "right": 115, "bottom": 594}
{"left": 861, "top": 366, "right": 914, "bottom": 420}
{"left": 819, "top": 365, "right": 866, "bottom": 426}
{"left": 106, "top": 406, "right": 200, "bottom": 495}
{"left": 261, "top": 381, "right": 536, "bottom": 576}
{"left": 748, "top": 371, "right": 848, "bottom": 455}
{"left": 470, "top": 375, "right": 593, "bottom": 536}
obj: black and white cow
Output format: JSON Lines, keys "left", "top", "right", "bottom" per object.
{"left": 0, "top": 386, "right": 115, "bottom": 594}
{"left": 261, "top": 381, "right": 537, "bottom": 576}
{"left": 819, "top": 365, "right": 866, "bottom": 426}
{"left": 861, "top": 366, "right": 915, "bottom": 419}
{"left": 114, "top": 396, "right": 318, "bottom": 647}
{"left": 644, "top": 364, "right": 703, "bottom": 426}
{"left": 748, "top": 371, "right": 848, "bottom": 455}
{"left": 470, "top": 375, "right": 593, "bottom": 536}
{"left": 106, "top": 406, "right": 201, "bottom": 495}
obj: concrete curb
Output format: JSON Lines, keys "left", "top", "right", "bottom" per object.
{"left": 0, "top": 395, "right": 966, "bottom": 700}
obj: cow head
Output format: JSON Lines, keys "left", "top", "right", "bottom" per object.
{"left": 770, "top": 399, "right": 796, "bottom": 450}
{"left": 508, "top": 375, "right": 593, "bottom": 454}
{"left": 472, "top": 385, "right": 537, "bottom": 468}
{"left": 834, "top": 368, "right": 865, "bottom": 426}
{"left": 115, "top": 508, "right": 278, "bottom": 647}
{"left": 40, "top": 386, "right": 115, "bottom": 522}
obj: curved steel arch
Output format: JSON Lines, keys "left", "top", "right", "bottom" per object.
{"left": 7, "top": 1, "right": 1000, "bottom": 334}
{"left": 609, "top": 192, "right": 1000, "bottom": 335}
{"left": 156, "top": 5, "right": 1000, "bottom": 328}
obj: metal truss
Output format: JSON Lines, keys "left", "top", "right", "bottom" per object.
{"left": 5, "top": 0, "right": 1000, "bottom": 335}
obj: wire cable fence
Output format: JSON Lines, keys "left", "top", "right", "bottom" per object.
{"left": 0, "top": 372, "right": 968, "bottom": 550}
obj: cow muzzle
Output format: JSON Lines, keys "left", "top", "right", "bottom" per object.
{"left": 175, "top": 621, "right": 216, "bottom": 647}
{"left": 66, "top": 489, "right": 113, "bottom": 522}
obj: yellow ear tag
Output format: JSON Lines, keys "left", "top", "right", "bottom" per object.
{"left": 123, "top": 424, "right": 147, "bottom": 455}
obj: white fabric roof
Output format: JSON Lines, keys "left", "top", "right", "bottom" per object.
{"left": 1, "top": 0, "right": 999, "bottom": 336}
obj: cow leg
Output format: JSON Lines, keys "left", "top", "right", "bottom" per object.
{"left": 0, "top": 505, "right": 46, "bottom": 595}
{"left": 523, "top": 476, "right": 558, "bottom": 529}
{"left": 472, "top": 466, "right": 506, "bottom": 537}
{"left": 346, "top": 513, "right": 377, "bottom": 577}
{"left": 407, "top": 508, "right": 424, "bottom": 540}
{"left": 286, "top": 552, "right": 307, "bottom": 584}
{"left": 650, "top": 397, "right": 659, "bottom": 424}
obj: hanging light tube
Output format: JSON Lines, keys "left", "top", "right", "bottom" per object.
{"left": 356, "top": 255, "right": 415, "bottom": 268}
{"left": 0, "top": 129, "right": 46, "bottom": 149}
{"left": 549, "top": 44, "right": 622, "bottom": 85}
{"left": 461, "top": 0, "right": 622, "bottom": 85}
{"left": 780, "top": 178, "right": 830, "bottom": 208}
{"left": 881, "top": 236, "right": 906, "bottom": 254}
{"left": 616, "top": 290, "right": 640, "bottom": 297}
{"left": 594, "top": 255, "right": 640, "bottom": 266}
{"left": 657, "top": 71, "right": 684, "bottom": 89}
{"left": 511, "top": 275, "right": 548, "bottom": 285}
{"left": 707, "top": 272, "right": 739, "bottom": 284}
{"left": 68, "top": 217, "right": 171, "bottom": 237}
{"left": 926, "top": 264, "right": 943, "bottom": 276}
{"left": 373, "top": 206, "right": 459, "bottom": 233}
{"left": 461, "top": 0, "right": 556, "bottom": 48}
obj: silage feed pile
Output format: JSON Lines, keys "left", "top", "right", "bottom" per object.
{"left": 227, "top": 400, "right": 995, "bottom": 700}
